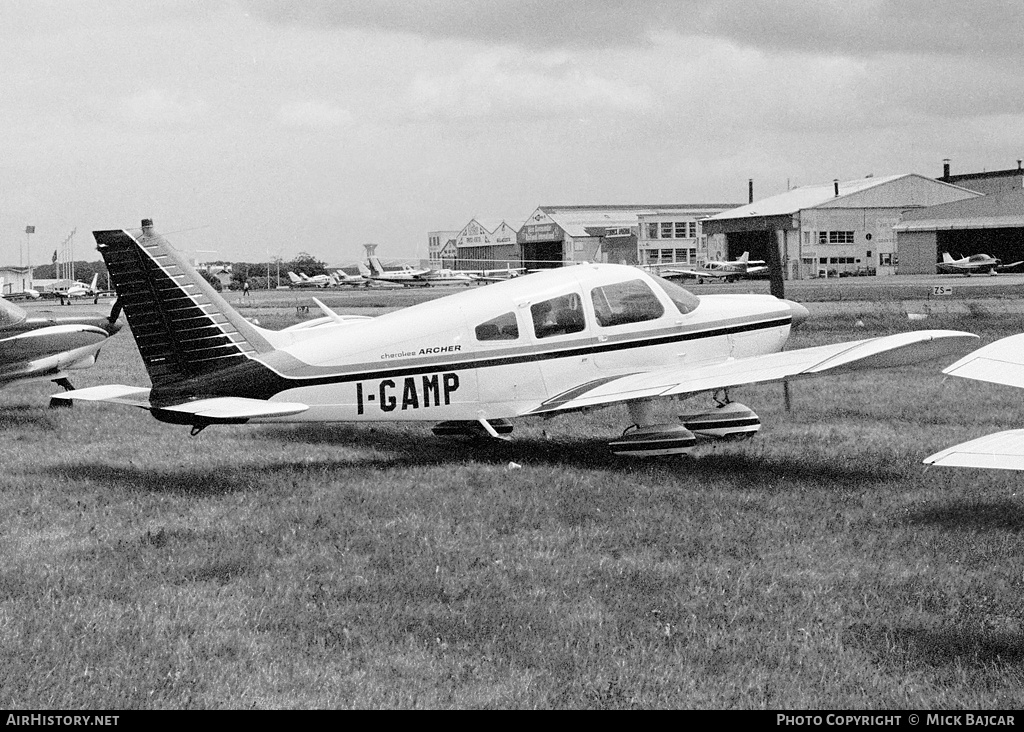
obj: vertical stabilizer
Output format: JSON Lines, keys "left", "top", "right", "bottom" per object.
{"left": 368, "top": 257, "right": 385, "bottom": 275}
{"left": 94, "top": 221, "right": 274, "bottom": 389}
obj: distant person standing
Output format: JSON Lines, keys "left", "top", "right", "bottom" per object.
{"left": 242, "top": 281, "right": 250, "bottom": 297}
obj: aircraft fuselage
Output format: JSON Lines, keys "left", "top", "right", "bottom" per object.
{"left": 244, "top": 265, "right": 797, "bottom": 423}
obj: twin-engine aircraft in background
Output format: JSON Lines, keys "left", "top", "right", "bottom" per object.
{"left": 287, "top": 271, "right": 332, "bottom": 288}
{"left": 661, "top": 252, "right": 768, "bottom": 284}
{"left": 924, "top": 334, "right": 1024, "bottom": 470}
{"left": 56, "top": 220, "right": 977, "bottom": 457}
{"left": 0, "top": 293, "right": 121, "bottom": 396}
{"left": 936, "top": 252, "right": 1024, "bottom": 275}
{"left": 359, "top": 257, "right": 473, "bottom": 287}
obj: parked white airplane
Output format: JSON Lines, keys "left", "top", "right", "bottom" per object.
{"left": 363, "top": 257, "right": 472, "bottom": 286}
{"left": 923, "top": 334, "right": 1024, "bottom": 470}
{"left": 465, "top": 265, "right": 526, "bottom": 284}
{"left": 662, "top": 252, "right": 768, "bottom": 284}
{"left": 937, "top": 252, "right": 1024, "bottom": 275}
{"left": 330, "top": 269, "right": 370, "bottom": 287}
{"left": 57, "top": 221, "right": 976, "bottom": 456}
{"left": 287, "top": 271, "right": 332, "bottom": 288}
{"left": 0, "top": 293, "right": 121, "bottom": 395}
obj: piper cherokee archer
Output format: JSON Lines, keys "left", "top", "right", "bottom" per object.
{"left": 55, "top": 220, "right": 977, "bottom": 457}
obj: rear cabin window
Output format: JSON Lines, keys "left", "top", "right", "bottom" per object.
{"left": 650, "top": 275, "right": 700, "bottom": 315}
{"left": 475, "top": 311, "right": 519, "bottom": 341}
{"left": 590, "top": 279, "right": 665, "bottom": 327}
{"left": 531, "top": 293, "right": 586, "bottom": 339}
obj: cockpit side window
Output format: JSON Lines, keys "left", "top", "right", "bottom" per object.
{"left": 531, "top": 292, "right": 586, "bottom": 339}
{"left": 650, "top": 275, "right": 700, "bottom": 315}
{"left": 475, "top": 311, "right": 519, "bottom": 341}
{"left": 590, "top": 279, "right": 665, "bottom": 327}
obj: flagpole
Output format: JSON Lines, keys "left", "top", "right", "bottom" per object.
{"left": 25, "top": 226, "right": 34, "bottom": 290}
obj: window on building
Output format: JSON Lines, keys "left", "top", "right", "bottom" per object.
{"left": 531, "top": 293, "right": 586, "bottom": 339}
{"left": 819, "top": 230, "right": 855, "bottom": 244}
{"left": 674, "top": 221, "right": 688, "bottom": 238}
{"left": 591, "top": 279, "right": 665, "bottom": 327}
{"left": 475, "top": 312, "right": 519, "bottom": 341}
{"left": 647, "top": 223, "right": 659, "bottom": 239}
{"left": 661, "top": 222, "right": 674, "bottom": 239}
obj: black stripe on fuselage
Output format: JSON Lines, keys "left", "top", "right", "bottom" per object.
{"left": 151, "top": 314, "right": 790, "bottom": 404}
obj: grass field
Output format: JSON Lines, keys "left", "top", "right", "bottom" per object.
{"left": 1, "top": 289, "right": 1023, "bottom": 709}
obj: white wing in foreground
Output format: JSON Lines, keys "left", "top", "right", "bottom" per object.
{"left": 923, "top": 431, "right": 1024, "bottom": 471}
{"left": 924, "top": 334, "right": 1024, "bottom": 470}
{"left": 531, "top": 330, "right": 977, "bottom": 414}
{"left": 942, "top": 333, "right": 1024, "bottom": 389}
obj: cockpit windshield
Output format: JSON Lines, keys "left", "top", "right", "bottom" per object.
{"left": 650, "top": 275, "right": 700, "bottom": 315}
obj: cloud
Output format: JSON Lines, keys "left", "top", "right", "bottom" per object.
{"left": 243, "top": 0, "right": 1024, "bottom": 59}
{"left": 276, "top": 100, "right": 355, "bottom": 129}
{"left": 117, "top": 88, "right": 210, "bottom": 125}
{"left": 407, "top": 50, "right": 653, "bottom": 121}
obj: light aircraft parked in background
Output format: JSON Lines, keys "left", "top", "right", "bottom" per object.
{"left": 287, "top": 271, "right": 332, "bottom": 288}
{"left": 465, "top": 265, "right": 526, "bottom": 284}
{"left": 924, "top": 334, "right": 1024, "bottom": 470}
{"left": 661, "top": 252, "right": 768, "bottom": 284}
{"left": 937, "top": 252, "right": 1024, "bottom": 275}
{"left": 361, "top": 257, "right": 472, "bottom": 287}
{"left": 330, "top": 269, "right": 370, "bottom": 287}
{"left": 55, "top": 273, "right": 110, "bottom": 303}
{"left": 0, "top": 293, "right": 121, "bottom": 397}
{"left": 56, "top": 220, "right": 977, "bottom": 457}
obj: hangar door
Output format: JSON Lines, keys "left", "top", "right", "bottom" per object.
{"left": 937, "top": 228, "right": 1024, "bottom": 265}
{"left": 724, "top": 230, "right": 773, "bottom": 265}
{"left": 521, "top": 240, "right": 564, "bottom": 269}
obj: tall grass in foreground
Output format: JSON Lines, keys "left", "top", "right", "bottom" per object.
{"left": 0, "top": 306, "right": 1022, "bottom": 708}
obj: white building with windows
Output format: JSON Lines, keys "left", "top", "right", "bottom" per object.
{"left": 519, "top": 204, "right": 740, "bottom": 269}
{"left": 428, "top": 230, "right": 459, "bottom": 266}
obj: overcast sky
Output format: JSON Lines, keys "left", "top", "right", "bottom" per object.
{"left": 3, "top": 0, "right": 1022, "bottom": 266}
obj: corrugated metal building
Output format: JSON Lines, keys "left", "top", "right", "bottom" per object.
{"left": 938, "top": 158, "right": 1024, "bottom": 196}
{"left": 702, "top": 174, "right": 979, "bottom": 279}
{"left": 454, "top": 218, "right": 521, "bottom": 270}
{"left": 893, "top": 190, "right": 1024, "bottom": 274}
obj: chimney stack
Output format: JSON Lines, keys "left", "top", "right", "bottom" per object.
{"left": 141, "top": 218, "right": 154, "bottom": 237}
{"left": 833, "top": 179, "right": 839, "bottom": 197}
{"left": 943, "top": 159, "right": 950, "bottom": 180}
{"left": 748, "top": 179, "right": 754, "bottom": 204}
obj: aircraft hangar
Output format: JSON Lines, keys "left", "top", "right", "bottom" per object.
{"left": 517, "top": 204, "right": 739, "bottom": 269}
{"left": 700, "top": 174, "right": 979, "bottom": 280}
{"left": 893, "top": 190, "right": 1024, "bottom": 274}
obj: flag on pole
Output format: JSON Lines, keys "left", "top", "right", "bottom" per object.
{"left": 52, "top": 250, "right": 58, "bottom": 263}
{"left": 25, "top": 226, "right": 35, "bottom": 234}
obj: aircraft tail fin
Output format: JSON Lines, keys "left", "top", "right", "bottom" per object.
{"left": 738, "top": 252, "right": 750, "bottom": 262}
{"left": 357, "top": 262, "right": 371, "bottom": 277}
{"left": 368, "top": 257, "right": 385, "bottom": 275}
{"left": 287, "top": 271, "right": 302, "bottom": 283}
{"left": 942, "top": 252, "right": 954, "bottom": 263}
{"left": 93, "top": 221, "right": 276, "bottom": 391}
{"left": 89, "top": 272, "right": 99, "bottom": 291}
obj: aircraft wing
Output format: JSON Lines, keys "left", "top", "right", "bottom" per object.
{"left": 529, "top": 330, "right": 977, "bottom": 415}
{"left": 662, "top": 268, "right": 728, "bottom": 280}
{"left": 942, "top": 333, "right": 1024, "bottom": 389}
{"left": 53, "top": 384, "right": 309, "bottom": 421}
{"left": 923, "top": 430, "right": 1024, "bottom": 471}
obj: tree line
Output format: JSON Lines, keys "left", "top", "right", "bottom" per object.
{"left": 26, "top": 252, "right": 328, "bottom": 292}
